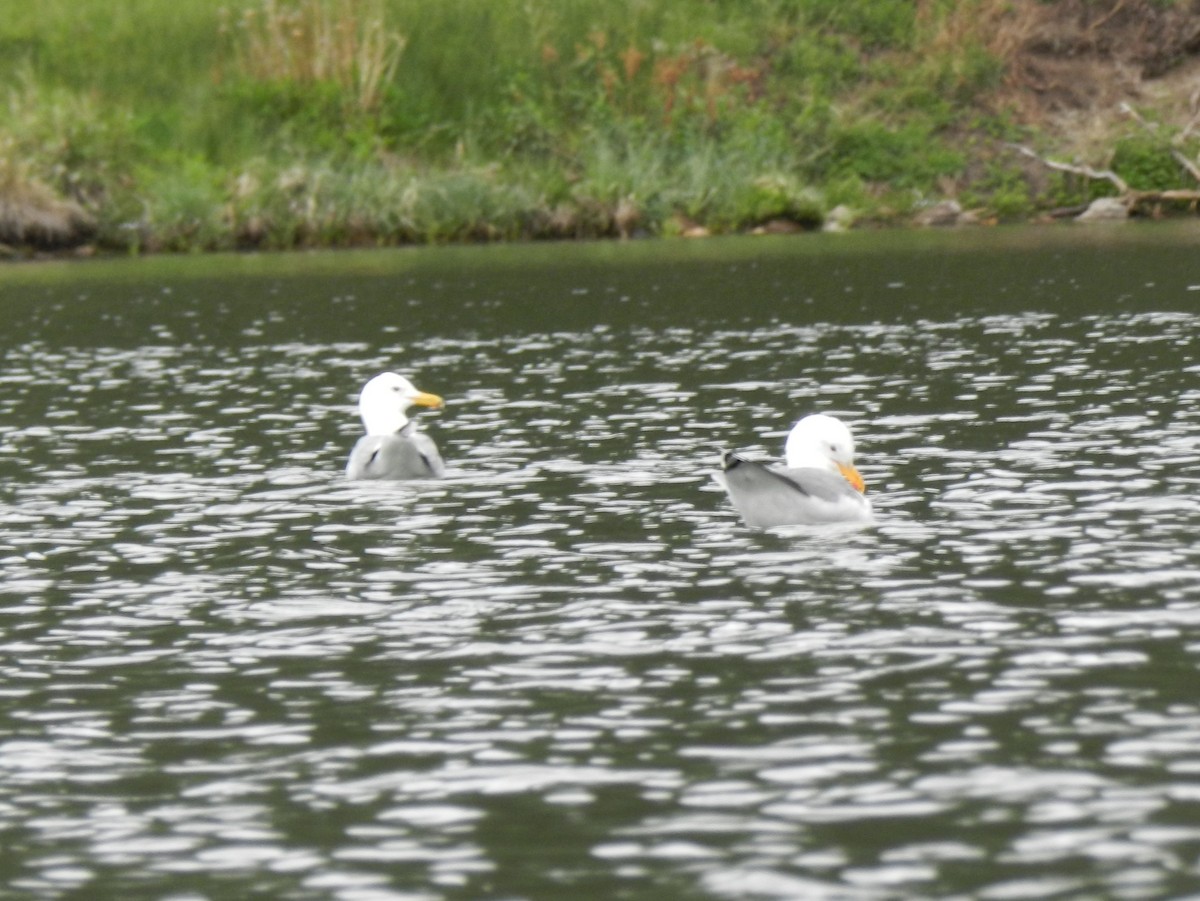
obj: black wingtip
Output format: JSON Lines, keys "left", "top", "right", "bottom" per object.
{"left": 720, "top": 450, "right": 744, "bottom": 472}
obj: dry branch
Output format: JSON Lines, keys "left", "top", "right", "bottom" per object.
{"left": 1119, "top": 101, "right": 1200, "bottom": 187}
{"left": 1171, "top": 150, "right": 1200, "bottom": 187}
{"left": 1130, "top": 188, "right": 1200, "bottom": 203}
{"left": 1008, "top": 143, "right": 1130, "bottom": 194}
{"left": 1008, "top": 141, "right": 1200, "bottom": 215}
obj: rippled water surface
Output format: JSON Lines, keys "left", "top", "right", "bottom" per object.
{"left": 4, "top": 227, "right": 1200, "bottom": 899}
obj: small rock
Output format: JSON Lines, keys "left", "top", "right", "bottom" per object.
{"left": 668, "top": 215, "right": 709, "bottom": 238}
{"left": 1075, "top": 197, "right": 1129, "bottom": 222}
{"left": 913, "top": 200, "right": 963, "bottom": 227}
{"left": 822, "top": 204, "right": 856, "bottom": 232}
{"left": 752, "top": 218, "right": 803, "bottom": 235}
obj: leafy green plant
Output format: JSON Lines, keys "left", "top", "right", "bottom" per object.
{"left": 823, "top": 119, "right": 964, "bottom": 189}
{"left": 1111, "top": 135, "right": 1185, "bottom": 191}
{"left": 798, "top": 0, "right": 920, "bottom": 49}
{"left": 136, "top": 156, "right": 229, "bottom": 252}
{"left": 961, "top": 163, "right": 1035, "bottom": 220}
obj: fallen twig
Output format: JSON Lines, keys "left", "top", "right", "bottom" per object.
{"left": 1120, "top": 101, "right": 1200, "bottom": 187}
{"left": 1007, "top": 143, "right": 1130, "bottom": 194}
{"left": 1130, "top": 188, "right": 1200, "bottom": 203}
{"left": 1171, "top": 150, "right": 1200, "bottom": 187}
{"left": 1008, "top": 142, "right": 1200, "bottom": 214}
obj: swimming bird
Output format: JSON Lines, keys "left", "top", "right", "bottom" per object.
{"left": 714, "top": 413, "right": 872, "bottom": 528}
{"left": 345, "top": 372, "right": 446, "bottom": 480}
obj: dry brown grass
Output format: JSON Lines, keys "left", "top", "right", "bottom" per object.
{"left": 919, "top": 0, "right": 1041, "bottom": 75}
{"left": 221, "top": 0, "right": 404, "bottom": 112}
{"left": 0, "top": 146, "right": 94, "bottom": 248}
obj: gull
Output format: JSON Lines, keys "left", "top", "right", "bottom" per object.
{"left": 715, "top": 413, "right": 872, "bottom": 528}
{"left": 345, "top": 372, "right": 445, "bottom": 480}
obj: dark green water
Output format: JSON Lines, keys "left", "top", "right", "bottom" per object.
{"left": 3, "top": 225, "right": 1200, "bottom": 899}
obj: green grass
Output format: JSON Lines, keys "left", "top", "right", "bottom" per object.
{"left": 0, "top": 0, "right": 1097, "bottom": 252}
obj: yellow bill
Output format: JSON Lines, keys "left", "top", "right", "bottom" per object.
{"left": 837, "top": 462, "right": 866, "bottom": 493}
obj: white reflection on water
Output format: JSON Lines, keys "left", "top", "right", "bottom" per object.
{"left": 1, "top": 301, "right": 1200, "bottom": 900}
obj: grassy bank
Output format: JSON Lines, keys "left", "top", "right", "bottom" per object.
{"left": 3, "top": 0, "right": 1199, "bottom": 254}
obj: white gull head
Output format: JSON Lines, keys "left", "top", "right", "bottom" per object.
{"left": 357, "top": 371, "right": 443, "bottom": 436}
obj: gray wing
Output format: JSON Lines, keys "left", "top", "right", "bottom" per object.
{"left": 717, "top": 451, "right": 871, "bottom": 529}
{"left": 346, "top": 424, "right": 445, "bottom": 480}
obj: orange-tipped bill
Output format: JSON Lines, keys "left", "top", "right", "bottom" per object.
{"left": 837, "top": 462, "right": 866, "bottom": 493}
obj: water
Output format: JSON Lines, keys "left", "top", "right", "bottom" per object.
{"left": 3, "top": 226, "right": 1200, "bottom": 899}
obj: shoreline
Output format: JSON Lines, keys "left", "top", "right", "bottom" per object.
{"left": 6, "top": 207, "right": 1200, "bottom": 270}
{"left": 5, "top": 1, "right": 1199, "bottom": 261}
{"left": 0, "top": 196, "right": 1185, "bottom": 264}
